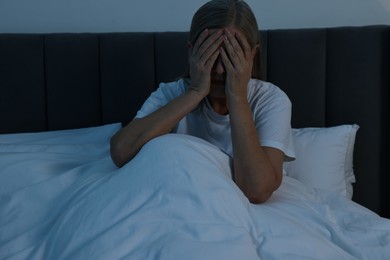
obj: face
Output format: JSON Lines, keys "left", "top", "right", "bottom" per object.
{"left": 208, "top": 26, "right": 255, "bottom": 98}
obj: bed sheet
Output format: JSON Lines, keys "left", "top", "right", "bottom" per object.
{"left": 0, "top": 131, "right": 389, "bottom": 259}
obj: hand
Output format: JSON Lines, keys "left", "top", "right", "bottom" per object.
{"left": 188, "top": 29, "right": 224, "bottom": 97}
{"left": 220, "top": 29, "right": 257, "bottom": 98}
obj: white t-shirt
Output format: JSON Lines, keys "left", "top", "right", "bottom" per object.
{"left": 136, "top": 78, "right": 295, "bottom": 160}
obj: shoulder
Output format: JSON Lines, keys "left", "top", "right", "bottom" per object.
{"left": 158, "top": 78, "right": 187, "bottom": 93}
{"left": 247, "top": 79, "right": 291, "bottom": 106}
{"left": 135, "top": 79, "right": 188, "bottom": 119}
{"left": 248, "top": 79, "right": 289, "bottom": 99}
{"left": 147, "top": 78, "right": 187, "bottom": 102}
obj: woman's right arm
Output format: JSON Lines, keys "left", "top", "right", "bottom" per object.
{"left": 110, "top": 28, "right": 223, "bottom": 167}
{"left": 110, "top": 89, "right": 205, "bottom": 167}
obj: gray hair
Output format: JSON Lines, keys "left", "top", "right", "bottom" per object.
{"left": 184, "top": 0, "right": 263, "bottom": 79}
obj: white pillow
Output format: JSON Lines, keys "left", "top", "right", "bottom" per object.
{"left": 0, "top": 123, "right": 122, "bottom": 145}
{"left": 283, "top": 124, "right": 359, "bottom": 199}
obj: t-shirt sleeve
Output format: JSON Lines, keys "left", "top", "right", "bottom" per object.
{"left": 135, "top": 80, "right": 186, "bottom": 119}
{"left": 254, "top": 90, "right": 295, "bottom": 161}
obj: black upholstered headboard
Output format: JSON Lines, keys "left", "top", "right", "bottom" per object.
{"left": 0, "top": 26, "right": 389, "bottom": 217}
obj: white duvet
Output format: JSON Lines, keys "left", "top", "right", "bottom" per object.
{"left": 0, "top": 124, "right": 389, "bottom": 260}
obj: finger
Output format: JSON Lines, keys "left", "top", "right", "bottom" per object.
{"left": 219, "top": 46, "right": 234, "bottom": 72}
{"left": 224, "top": 29, "right": 244, "bottom": 63}
{"left": 197, "top": 30, "right": 223, "bottom": 61}
{"left": 235, "top": 32, "right": 253, "bottom": 60}
{"left": 192, "top": 29, "right": 209, "bottom": 55}
{"left": 205, "top": 48, "right": 220, "bottom": 71}
{"left": 199, "top": 34, "right": 224, "bottom": 64}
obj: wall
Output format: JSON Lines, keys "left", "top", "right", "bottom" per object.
{"left": 0, "top": 0, "right": 389, "bottom": 33}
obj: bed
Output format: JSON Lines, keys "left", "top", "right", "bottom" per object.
{"left": 0, "top": 25, "right": 389, "bottom": 259}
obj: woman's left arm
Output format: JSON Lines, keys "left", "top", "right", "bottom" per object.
{"left": 227, "top": 93, "right": 284, "bottom": 203}
{"left": 220, "top": 29, "right": 284, "bottom": 203}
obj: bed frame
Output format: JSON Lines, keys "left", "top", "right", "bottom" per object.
{"left": 0, "top": 25, "right": 389, "bottom": 218}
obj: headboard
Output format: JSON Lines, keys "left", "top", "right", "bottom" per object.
{"left": 0, "top": 25, "right": 389, "bottom": 217}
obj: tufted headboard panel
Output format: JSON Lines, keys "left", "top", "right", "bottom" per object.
{"left": 0, "top": 26, "right": 389, "bottom": 217}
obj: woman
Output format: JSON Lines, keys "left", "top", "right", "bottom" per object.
{"left": 110, "top": 0, "right": 295, "bottom": 203}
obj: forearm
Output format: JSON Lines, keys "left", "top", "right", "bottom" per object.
{"left": 110, "top": 89, "right": 204, "bottom": 167}
{"left": 228, "top": 95, "right": 281, "bottom": 203}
